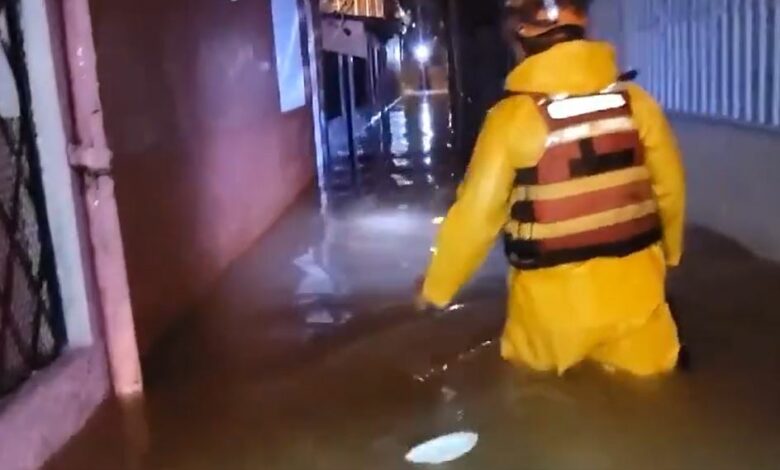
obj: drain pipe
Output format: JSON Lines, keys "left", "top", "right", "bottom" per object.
{"left": 61, "top": 0, "right": 143, "bottom": 397}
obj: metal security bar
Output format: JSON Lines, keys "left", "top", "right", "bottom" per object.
{"left": 0, "top": 1, "right": 66, "bottom": 397}
{"left": 623, "top": 0, "right": 780, "bottom": 129}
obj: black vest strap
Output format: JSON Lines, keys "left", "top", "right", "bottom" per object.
{"left": 514, "top": 167, "right": 539, "bottom": 185}
{"left": 617, "top": 69, "right": 639, "bottom": 82}
{"left": 504, "top": 227, "right": 661, "bottom": 270}
{"left": 569, "top": 146, "right": 636, "bottom": 178}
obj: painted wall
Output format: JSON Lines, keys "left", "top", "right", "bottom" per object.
{"left": 88, "top": 0, "right": 315, "bottom": 352}
{"left": 0, "top": 349, "right": 108, "bottom": 470}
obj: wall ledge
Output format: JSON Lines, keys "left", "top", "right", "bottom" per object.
{"left": 0, "top": 347, "right": 110, "bottom": 470}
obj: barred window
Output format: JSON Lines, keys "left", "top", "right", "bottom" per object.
{"left": 1, "top": 0, "right": 66, "bottom": 397}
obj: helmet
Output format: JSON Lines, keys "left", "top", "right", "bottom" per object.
{"left": 504, "top": 0, "right": 561, "bottom": 28}
{"left": 503, "top": 0, "right": 590, "bottom": 57}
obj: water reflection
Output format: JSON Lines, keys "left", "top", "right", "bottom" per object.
{"left": 391, "top": 158, "right": 412, "bottom": 168}
{"left": 389, "top": 109, "right": 409, "bottom": 157}
{"left": 420, "top": 98, "right": 434, "bottom": 154}
{"left": 390, "top": 173, "right": 414, "bottom": 187}
{"left": 323, "top": 93, "right": 456, "bottom": 205}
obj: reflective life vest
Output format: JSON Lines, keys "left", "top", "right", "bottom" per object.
{"left": 503, "top": 86, "right": 662, "bottom": 270}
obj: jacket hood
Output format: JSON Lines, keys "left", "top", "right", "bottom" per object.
{"left": 506, "top": 40, "right": 620, "bottom": 95}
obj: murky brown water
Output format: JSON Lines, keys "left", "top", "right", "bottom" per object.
{"left": 46, "top": 95, "right": 780, "bottom": 470}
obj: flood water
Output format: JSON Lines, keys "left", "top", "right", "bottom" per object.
{"left": 46, "top": 94, "right": 780, "bottom": 470}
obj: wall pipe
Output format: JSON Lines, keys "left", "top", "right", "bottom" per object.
{"left": 61, "top": 0, "right": 143, "bottom": 397}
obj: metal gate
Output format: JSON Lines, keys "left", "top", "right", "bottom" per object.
{"left": 623, "top": 0, "right": 780, "bottom": 129}
{"left": 0, "top": 0, "right": 66, "bottom": 397}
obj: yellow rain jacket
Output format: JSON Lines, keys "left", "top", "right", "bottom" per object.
{"left": 422, "top": 40, "right": 685, "bottom": 376}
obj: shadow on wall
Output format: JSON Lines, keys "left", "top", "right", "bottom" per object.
{"left": 89, "top": 0, "right": 315, "bottom": 353}
{"left": 588, "top": 0, "right": 625, "bottom": 68}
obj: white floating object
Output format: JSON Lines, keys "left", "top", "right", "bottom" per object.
{"left": 305, "top": 310, "right": 335, "bottom": 325}
{"left": 393, "top": 158, "right": 412, "bottom": 168}
{"left": 293, "top": 250, "right": 335, "bottom": 296}
{"left": 405, "top": 432, "right": 478, "bottom": 465}
{"left": 441, "top": 386, "right": 457, "bottom": 402}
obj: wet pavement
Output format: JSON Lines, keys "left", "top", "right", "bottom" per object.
{"left": 47, "top": 95, "right": 780, "bottom": 470}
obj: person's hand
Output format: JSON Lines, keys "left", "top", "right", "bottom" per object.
{"left": 414, "top": 275, "right": 434, "bottom": 313}
{"left": 415, "top": 294, "right": 433, "bottom": 313}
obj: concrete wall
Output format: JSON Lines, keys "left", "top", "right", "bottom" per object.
{"left": 88, "top": 0, "right": 316, "bottom": 352}
{"left": 670, "top": 117, "right": 780, "bottom": 262}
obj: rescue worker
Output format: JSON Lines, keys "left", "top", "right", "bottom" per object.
{"left": 418, "top": 0, "right": 686, "bottom": 376}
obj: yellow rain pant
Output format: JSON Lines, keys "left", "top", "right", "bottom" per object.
{"left": 422, "top": 40, "right": 685, "bottom": 376}
{"left": 501, "top": 246, "right": 680, "bottom": 376}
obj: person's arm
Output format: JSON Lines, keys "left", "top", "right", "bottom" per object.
{"left": 422, "top": 102, "right": 516, "bottom": 307}
{"left": 629, "top": 85, "right": 687, "bottom": 266}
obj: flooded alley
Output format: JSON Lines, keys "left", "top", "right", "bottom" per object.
{"left": 3, "top": 1, "right": 780, "bottom": 469}
{"left": 45, "top": 92, "right": 780, "bottom": 469}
